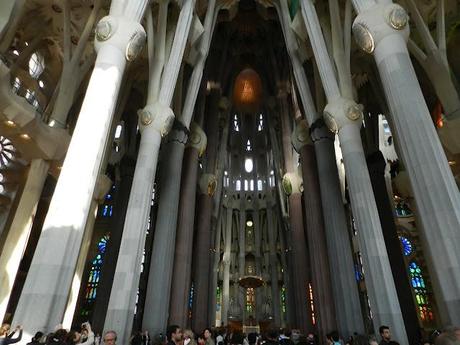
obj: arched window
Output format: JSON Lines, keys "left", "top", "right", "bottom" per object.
{"left": 400, "top": 236, "right": 413, "bottom": 256}
{"left": 408, "top": 261, "right": 434, "bottom": 322}
{"left": 244, "top": 158, "right": 253, "bottom": 173}
{"left": 81, "top": 234, "right": 110, "bottom": 317}
{"left": 28, "top": 52, "right": 45, "bottom": 79}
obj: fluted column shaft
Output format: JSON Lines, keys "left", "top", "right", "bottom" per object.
{"left": 311, "top": 122, "right": 364, "bottom": 338}
{"left": 299, "top": 143, "right": 337, "bottom": 337}
{"left": 221, "top": 207, "right": 232, "bottom": 325}
{"left": 191, "top": 90, "right": 221, "bottom": 331}
{"left": 12, "top": 3, "right": 147, "bottom": 340}
{"left": 168, "top": 146, "right": 200, "bottom": 326}
{"left": 364, "top": 11, "right": 460, "bottom": 323}
{"left": 0, "top": 159, "right": 49, "bottom": 321}
{"left": 266, "top": 207, "right": 281, "bottom": 327}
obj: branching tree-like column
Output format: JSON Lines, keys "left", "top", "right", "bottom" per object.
{"left": 104, "top": 0, "right": 194, "bottom": 341}
{"left": 301, "top": 1, "right": 408, "bottom": 342}
{"left": 12, "top": 1, "right": 148, "bottom": 340}
{"left": 0, "top": 159, "right": 49, "bottom": 321}
{"left": 351, "top": 0, "right": 460, "bottom": 325}
{"left": 0, "top": 0, "right": 27, "bottom": 53}
{"left": 142, "top": 0, "right": 222, "bottom": 333}
{"left": 266, "top": 205, "right": 281, "bottom": 327}
{"left": 405, "top": 0, "right": 460, "bottom": 153}
{"left": 275, "top": 1, "right": 364, "bottom": 337}
{"left": 48, "top": 0, "right": 102, "bottom": 128}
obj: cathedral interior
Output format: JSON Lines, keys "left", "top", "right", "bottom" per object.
{"left": 0, "top": 0, "right": 460, "bottom": 344}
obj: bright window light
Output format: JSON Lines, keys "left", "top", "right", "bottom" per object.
{"left": 236, "top": 179, "right": 241, "bottom": 191}
{"left": 115, "top": 124, "right": 123, "bottom": 139}
{"left": 244, "top": 158, "right": 253, "bottom": 173}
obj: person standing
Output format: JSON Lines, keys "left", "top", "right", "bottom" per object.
{"left": 379, "top": 326, "right": 400, "bottom": 345}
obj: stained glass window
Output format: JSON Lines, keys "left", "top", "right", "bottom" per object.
{"left": 400, "top": 236, "right": 413, "bottom": 256}
{"left": 408, "top": 261, "right": 434, "bottom": 322}
{"left": 308, "top": 283, "right": 316, "bottom": 325}
{"left": 216, "top": 286, "right": 221, "bottom": 311}
{"left": 100, "top": 186, "right": 115, "bottom": 217}
{"left": 281, "top": 286, "right": 286, "bottom": 315}
{"left": 81, "top": 234, "right": 109, "bottom": 317}
{"left": 188, "top": 283, "right": 194, "bottom": 319}
{"left": 246, "top": 288, "right": 255, "bottom": 313}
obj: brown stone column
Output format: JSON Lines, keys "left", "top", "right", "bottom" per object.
{"left": 293, "top": 122, "right": 337, "bottom": 338}
{"left": 169, "top": 122, "right": 207, "bottom": 326}
{"left": 278, "top": 90, "right": 313, "bottom": 334}
{"left": 191, "top": 90, "right": 221, "bottom": 331}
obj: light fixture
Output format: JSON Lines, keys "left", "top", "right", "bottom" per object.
{"left": 38, "top": 80, "right": 45, "bottom": 88}
{"left": 5, "top": 120, "right": 16, "bottom": 127}
{"left": 449, "top": 161, "right": 456, "bottom": 166}
{"left": 246, "top": 220, "right": 253, "bottom": 227}
{"left": 20, "top": 133, "right": 30, "bottom": 140}
{"left": 12, "top": 50, "right": 19, "bottom": 56}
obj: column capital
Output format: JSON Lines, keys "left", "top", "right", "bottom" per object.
{"left": 282, "top": 172, "right": 303, "bottom": 196}
{"left": 310, "top": 118, "right": 335, "bottom": 143}
{"left": 199, "top": 173, "right": 217, "bottom": 196}
{"left": 138, "top": 102, "right": 175, "bottom": 136}
{"left": 323, "top": 98, "right": 363, "bottom": 133}
{"left": 292, "top": 119, "right": 312, "bottom": 152}
{"left": 187, "top": 122, "right": 207, "bottom": 156}
{"left": 94, "top": 16, "right": 146, "bottom": 61}
{"left": 352, "top": 3, "right": 409, "bottom": 55}
{"left": 166, "top": 118, "right": 190, "bottom": 145}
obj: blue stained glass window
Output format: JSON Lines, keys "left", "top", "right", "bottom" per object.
{"left": 400, "top": 236, "right": 413, "bottom": 256}
{"left": 408, "top": 261, "right": 433, "bottom": 322}
{"left": 81, "top": 234, "right": 110, "bottom": 317}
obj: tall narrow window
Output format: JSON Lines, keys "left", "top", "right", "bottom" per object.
{"left": 257, "top": 179, "right": 263, "bottom": 191}
{"left": 246, "top": 288, "right": 255, "bottom": 313}
{"left": 81, "top": 234, "right": 110, "bottom": 317}
{"left": 308, "top": 283, "right": 316, "bottom": 325}
{"left": 233, "top": 114, "right": 240, "bottom": 132}
{"left": 409, "top": 261, "right": 434, "bottom": 322}
{"left": 244, "top": 158, "right": 253, "bottom": 173}
{"left": 257, "top": 113, "right": 264, "bottom": 131}
{"left": 246, "top": 139, "right": 252, "bottom": 151}
{"left": 236, "top": 179, "right": 241, "bottom": 191}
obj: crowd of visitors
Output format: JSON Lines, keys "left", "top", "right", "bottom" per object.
{"left": 1, "top": 322, "right": 459, "bottom": 345}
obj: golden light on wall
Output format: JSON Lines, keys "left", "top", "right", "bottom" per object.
{"left": 233, "top": 68, "right": 262, "bottom": 113}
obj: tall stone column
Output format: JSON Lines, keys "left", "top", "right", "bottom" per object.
{"left": 12, "top": 2, "right": 147, "bottom": 340}
{"left": 0, "top": 159, "right": 49, "bottom": 321}
{"left": 63, "top": 174, "right": 112, "bottom": 329}
{"left": 310, "top": 120, "right": 364, "bottom": 338}
{"left": 191, "top": 90, "right": 222, "bottom": 331}
{"left": 221, "top": 206, "right": 233, "bottom": 325}
{"left": 105, "top": 1, "right": 194, "bottom": 341}
{"left": 266, "top": 206, "right": 281, "bottom": 327}
{"left": 142, "top": 1, "right": 219, "bottom": 333}
{"left": 301, "top": 2, "right": 407, "bottom": 342}
{"left": 352, "top": 1, "right": 460, "bottom": 324}
{"left": 208, "top": 205, "right": 223, "bottom": 327}
{"left": 292, "top": 121, "right": 337, "bottom": 338}
{"left": 169, "top": 124, "right": 206, "bottom": 326}
{"left": 367, "top": 151, "right": 419, "bottom": 345}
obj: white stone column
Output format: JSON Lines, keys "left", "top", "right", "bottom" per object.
{"left": 142, "top": 0, "right": 219, "bottom": 333}
{"left": 11, "top": 1, "right": 147, "bottom": 340}
{"left": 62, "top": 175, "right": 112, "bottom": 329}
{"left": 351, "top": 1, "right": 460, "bottom": 324}
{"left": 0, "top": 159, "right": 49, "bottom": 321}
{"left": 221, "top": 205, "right": 232, "bottom": 325}
{"left": 301, "top": 1, "right": 407, "bottom": 342}
{"left": 105, "top": 0, "right": 194, "bottom": 340}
